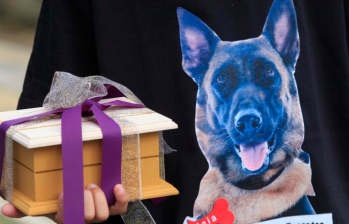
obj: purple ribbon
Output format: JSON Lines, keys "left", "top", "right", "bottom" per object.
{"left": 0, "top": 85, "right": 144, "bottom": 224}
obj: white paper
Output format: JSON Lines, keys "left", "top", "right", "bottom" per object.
{"left": 256, "top": 214, "right": 333, "bottom": 224}
{"left": 184, "top": 214, "right": 333, "bottom": 224}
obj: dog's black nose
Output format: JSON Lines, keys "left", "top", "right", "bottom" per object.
{"left": 235, "top": 110, "right": 262, "bottom": 134}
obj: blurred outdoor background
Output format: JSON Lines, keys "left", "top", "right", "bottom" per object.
{"left": 0, "top": 0, "right": 42, "bottom": 112}
{"left": 0, "top": 1, "right": 55, "bottom": 223}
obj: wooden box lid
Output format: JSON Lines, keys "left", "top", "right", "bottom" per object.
{"left": 0, "top": 97, "right": 178, "bottom": 149}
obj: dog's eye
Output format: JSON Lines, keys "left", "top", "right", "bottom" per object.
{"left": 216, "top": 75, "right": 227, "bottom": 84}
{"left": 265, "top": 69, "right": 275, "bottom": 78}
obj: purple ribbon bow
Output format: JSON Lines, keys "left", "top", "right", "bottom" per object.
{"left": 0, "top": 84, "right": 144, "bottom": 224}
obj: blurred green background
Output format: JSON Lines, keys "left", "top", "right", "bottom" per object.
{"left": 0, "top": 1, "right": 55, "bottom": 223}
{"left": 0, "top": 0, "right": 42, "bottom": 112}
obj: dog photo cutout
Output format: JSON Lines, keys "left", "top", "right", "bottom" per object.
{"left": 177, "top": 0, "right": 333, "bottom": 223}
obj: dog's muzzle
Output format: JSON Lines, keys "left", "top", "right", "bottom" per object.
{"left": 233, "top": 109, "right": 277, "bottom": 174}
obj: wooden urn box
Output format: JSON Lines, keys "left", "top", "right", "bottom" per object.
{"left": 0, "top": 97, "right": 179, "bottom": 216}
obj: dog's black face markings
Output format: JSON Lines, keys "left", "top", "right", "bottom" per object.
{"left": 178, "top": 0, "right": 301, "bottom": 178}
{"left": 216, "top": 60, "right": 284, "bottom": 175}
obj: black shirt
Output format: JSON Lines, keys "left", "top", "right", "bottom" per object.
{"left": 18, "top": 0, "right": 349, "bottom": 223}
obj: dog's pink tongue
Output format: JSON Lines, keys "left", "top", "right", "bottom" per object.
{"left": 240, "top": 142, "right": 268, "bottom": 171}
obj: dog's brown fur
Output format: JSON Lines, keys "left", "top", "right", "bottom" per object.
{"left": 194, "top": 158, "right": 315, "bottom": 224}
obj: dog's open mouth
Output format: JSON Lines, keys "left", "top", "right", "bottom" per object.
{"left": 234, "top": 133, "right": 277, "bottom": 174}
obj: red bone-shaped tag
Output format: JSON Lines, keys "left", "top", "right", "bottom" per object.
{"left": 188, "top": 198, "right": 236, "bottom": 224}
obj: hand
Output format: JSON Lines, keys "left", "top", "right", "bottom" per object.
{"left": 1, "top": 203, "right": 24, "bottom": 218}
{"left": 56, "top": 184, "right": 128, "bottom": 224}
{"left": 1, "top": 183, "right": 128, "bottom": 224}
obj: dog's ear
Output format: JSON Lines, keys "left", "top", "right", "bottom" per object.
{"left": 262, "top": 0, "right": 299, "bottom": 73}
{"left": 177, "top": 7, "right": 220, "bottom": 85}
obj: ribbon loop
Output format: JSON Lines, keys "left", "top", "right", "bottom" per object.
{"left": 43, "top": 72, "right": 108, "bottom": 110}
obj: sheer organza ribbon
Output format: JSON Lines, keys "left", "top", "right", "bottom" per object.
{"left": 0, "top": 75, "right": 145, "bottom": 224}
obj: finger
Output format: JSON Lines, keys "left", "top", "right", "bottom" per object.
{"left": 55, "top": 192, "right": 64, "bottom": 224}
{"left": 84, "top": 188, "right": 95, "bottom": 223}
{"left": 109, "top": 184, "right": 128, "bottom": 215}
{"left": 58, "top": 192, "right": 64, "bottom": 207}
{"left": 1, "top": 203, "right": 25, "bottom": 218}
{"left": 88, "top": 184, "right": 109, "bottom": 222}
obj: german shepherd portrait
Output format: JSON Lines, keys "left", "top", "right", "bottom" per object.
{"left": 177, "top": 0, "right": 316, "bottom": 223}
